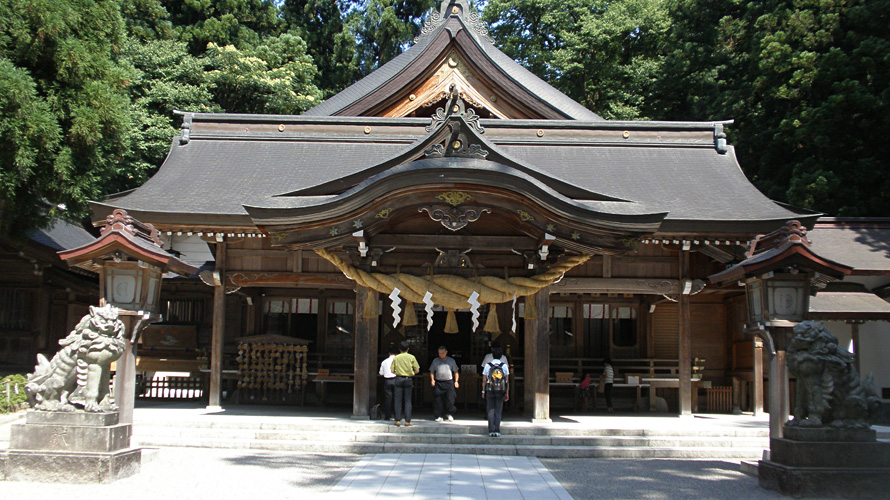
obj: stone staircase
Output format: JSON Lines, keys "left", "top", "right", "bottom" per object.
{"left": 131, "top": 419, "right": 769, "bottom": 459}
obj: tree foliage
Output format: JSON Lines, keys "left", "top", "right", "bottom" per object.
{"left": 0, "top": 0, "right": 133, "bottom": 237}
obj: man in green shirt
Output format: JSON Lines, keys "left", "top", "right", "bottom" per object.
{"left": 392, "top": 340, "right": 420, "bottom": 426}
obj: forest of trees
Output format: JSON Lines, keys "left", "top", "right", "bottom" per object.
{"left": 1, "top": 0, "right": 888, "bottom": 237}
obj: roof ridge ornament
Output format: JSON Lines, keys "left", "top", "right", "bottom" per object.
{"left": 414, "top": 0, "right": 493, "bottom": 44}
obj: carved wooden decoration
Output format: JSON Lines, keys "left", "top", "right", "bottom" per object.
{"left": 420, "top": 205, "right": 491, "bottom": 231}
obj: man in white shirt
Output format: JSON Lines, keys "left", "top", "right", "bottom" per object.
{"left": 378, "top": 346, "right": 398, "bottom": 420}
{"left": 481, "top": 341, "right": 508, "bottom": 368}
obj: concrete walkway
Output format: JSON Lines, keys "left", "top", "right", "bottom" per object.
{"left": 327, "top": 453, "right": 572, "bottom": 500}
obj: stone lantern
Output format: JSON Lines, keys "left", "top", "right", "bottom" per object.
{"left": 710, "top": 221, "right": 890, "bottom": 499}
{"left": 1, "top": 210, "right": 195, "bottom": 484}
{"left": 58, "top": 209, "right": 197, "bottom": 423}
{"left": 710, "top": 220, "right": 851, "bottom": 437}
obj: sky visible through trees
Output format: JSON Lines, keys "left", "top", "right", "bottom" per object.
{"left": 1, "top": 0, "right": 888, "bottom": 237}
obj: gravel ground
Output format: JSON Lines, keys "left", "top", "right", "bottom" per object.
{"left": 0, "top": 448, "right": 361, "bottom": 499}
{"left": 541, "top": 458, "right": 843, "bottom": 500}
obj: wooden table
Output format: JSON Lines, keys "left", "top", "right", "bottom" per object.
{"left": 587, "top": 382, "right": 649, "bottom": 412}
{"left": 313, "top": 376, "right": 353, "bottom": 405}
{"left": 643, "top": 377, "right": 701, "bottom": 411}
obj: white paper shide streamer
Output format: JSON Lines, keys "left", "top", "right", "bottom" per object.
{"left": 389, "top": 287, "right": 402, "bottom": 328}
{"left": 423, "top": 291, "right": 435, "bottom": 331}
{"left": 467, "top": 291, "right": 481, "bottom": 331}
{"left": 511, "top": 294, "right": 517, "bottom": 333}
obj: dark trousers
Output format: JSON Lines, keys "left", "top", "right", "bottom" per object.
{"left": 486, "top": 392, "right": 505, "bottom": 433}
{"left": 604, "top": 382, "right": 613, "bottom": 409}
{"left": 433, "top": 380, "right": 456, "bottom": 418}
{"left": 394, "top": 376, "right": 414, "bottom": 422}
{"left": 382, "top": 377, "right": 396, "bottom": 419}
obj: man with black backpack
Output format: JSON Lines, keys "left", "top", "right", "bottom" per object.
{"left": 481, "top": 347, "right": 509, "bottom": 437}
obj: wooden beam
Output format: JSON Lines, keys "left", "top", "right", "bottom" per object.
{"left": 525, "top": 288, "right": 551, "bottom": 422}
{"left": 227, "top": 272, "right": 352, "bottom": 288}
{"left": 208, "top": 240, "right": 226, "bottom": 409}
{"left": 678, "top": 250, "right": 692, "bottom": 416}
{"left": 369, "top": 234, "right": 537, "bottom": 250}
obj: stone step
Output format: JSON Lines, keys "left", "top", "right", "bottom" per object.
{"left": 132, "top": 435, "right": 766, "bottom": 459}
{"left": 133, "top": 427, "right": 766, "bottom": 448}
{"left": 133, "top": 420, "right": 768, "bottom": 438}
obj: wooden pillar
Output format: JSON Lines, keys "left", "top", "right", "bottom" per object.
{"left": 525, "top": 288, "right": 551, "bottom": 422}
{"left": 208, "top": 239, "right": 226, "bottom": 409}
{"left": 753, "top": 336, "right": 764, "bottom": 416}
{"left": 850, "top": 322, "right": 861, "bottom": 376}
{"left": 353, "top": 286, "right": 378, "bottom": 418}
{"left": 678, "top": 250, "right": 692, "bottom": 416}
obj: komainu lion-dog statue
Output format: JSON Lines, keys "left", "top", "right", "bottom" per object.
{"left": 786, "top": 321, "right": 880, "bottom": 429}
{"left": 25, "top": 304, "right": 127, "bottom": 412}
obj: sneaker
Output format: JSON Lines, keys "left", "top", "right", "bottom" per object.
{"left": 395, "top": 421, "right": 401, "bottom": 427}
{"left": 446, "top": 415, "right": 454, "bottom": 422}
{"left": 435, "top": 417, "right": 444, "bottom": 422}
{"left": 489, "top": 432, "right": 496, "bottom": 437}
{"left": 494, "top": 432, "right": 501, "bottom": 437}
{"left": 405, "top": 422, "right": 413, "bottom": 426}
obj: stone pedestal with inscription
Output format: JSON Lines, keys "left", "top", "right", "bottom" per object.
{"left": 0, "top": 411, "right": 142, "bottom": 483}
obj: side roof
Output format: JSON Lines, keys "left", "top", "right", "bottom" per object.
{"left": 808, "top": 218, "right": 890, "bottom": 274}
{"left": 303, "top": 0, "right": 601, "bottom": 121}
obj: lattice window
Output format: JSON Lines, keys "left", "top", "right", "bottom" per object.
{"left": 0, "top": 289, "right": 30, "bottom": 331}
{"left": 163, "top": 298, "right": 205, "bottom": 325}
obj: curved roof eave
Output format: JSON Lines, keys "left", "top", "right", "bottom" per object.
{"left": 244, "top": 157, "right": 667, "bottom": 232}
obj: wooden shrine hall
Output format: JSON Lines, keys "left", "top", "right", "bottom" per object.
{"left": 88, "top": 0, "right": 820, "bottom": 420}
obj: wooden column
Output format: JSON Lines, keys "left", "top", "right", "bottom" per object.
{"left": 678, "top": 250, "right": 692, "bottom": 416}
{"left": 353, "top": 286, "right": 378, "bottom": 418}
{"left": 208, "top": 239, "right": 226, "bottom": 409}
{"left": 524, "top": 288, "right": 551, "bottom": 422}
{"left": 753, "top": 336, "right": 764, "bottom": 416}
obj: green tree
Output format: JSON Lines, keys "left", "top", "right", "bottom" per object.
{"left": 348, "top": 0, "right": 437, "bottom": 76}
{"left": 0, "top": 0, "right": 133, "bottom": 237}
{"left": 282, "top": 0, "right": 358, "bottom": 97}
{"left": 120, "top": 39, "right": 217, "bottom": 188}
{"left": 659, "top": 0, "right": 890, "bottom": 216}
{"left": 483, "top": 0, "right": 669, "bottom": 119}
{"left": 158, "top": 0, "right": 283, "bottom": 55}
{"left": 204, "top": 34, "right": 323, "bottom": 114}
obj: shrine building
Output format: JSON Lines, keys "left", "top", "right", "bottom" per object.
{"left": 43, "top": 0, "right": 886, "bottom": 418}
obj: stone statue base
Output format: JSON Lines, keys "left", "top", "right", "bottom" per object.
{"left": 759, "top": 425, "right": 890, "bottom": 498}
{"left": 0, "top": 411, "right": 142, "bottom": 483}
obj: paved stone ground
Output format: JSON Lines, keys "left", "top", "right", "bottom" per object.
{"left": 0, "top": 447, "right": 361, "bottom": 499}
{"left": 327, "top": 453, "right": 571, "bottom": 500}
{"left": 543, "top": 458, "right": 796, "bottom": 500}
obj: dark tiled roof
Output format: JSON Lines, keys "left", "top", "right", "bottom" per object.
{"left": 29, "top": 219, "right": 96, "bottom": 251}
{"left": 94, "top": 116, "right": 806, "bottom": 235}
{"left": 808, "top": 220, "right": 890, "bottom": 272}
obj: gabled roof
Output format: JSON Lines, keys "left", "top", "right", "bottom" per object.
{"left": 303, "top": 0, "right": 601, "bottom": 121}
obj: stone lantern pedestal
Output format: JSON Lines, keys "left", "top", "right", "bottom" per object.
{"left": 1, "top": 411, "right": 141, "bottom": 483}
{"left": 759, "top": 426, "right": 890, "bottom": 499}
